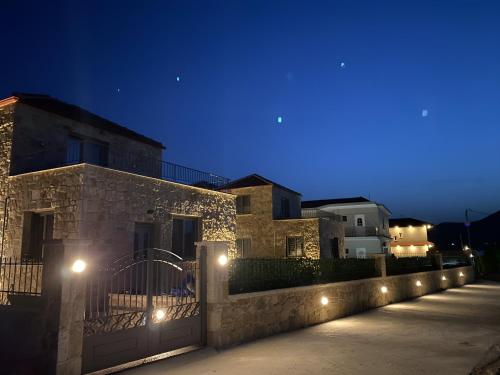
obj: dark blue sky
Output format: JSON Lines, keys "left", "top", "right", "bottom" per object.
{"left": 2, "top": 0, "right": 500, "bottom": 223}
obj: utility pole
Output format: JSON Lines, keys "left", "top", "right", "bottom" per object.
{"left": 465, "top": 209, "right": 472, "bottom": 251}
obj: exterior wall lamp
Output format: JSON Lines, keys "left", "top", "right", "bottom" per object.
{"left": 321, "top": 296, "right": 329, "bottom": 306}
{"left": 218, "top": 254, "right": 228, "bottom": 266}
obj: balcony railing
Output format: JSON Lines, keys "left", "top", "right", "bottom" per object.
{"left": 301, "top": 208, "right": 342, "bottom": 221}
{"left": 10, "top": 150, "right": 230, "bottom": 189}
{"left": 345, "top": 226, "right": 380, "bottom": 237}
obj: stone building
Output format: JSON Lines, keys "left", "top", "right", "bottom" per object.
{"left": 389, "top": 218, "right": 434, "bottom": 257}
{"left": 0, "top": 93, "right": 236, "bottom": 261}
{"left": 301, "top": 197, "right": 392, "bottom": 259}
{"left": 220, "top": 174, "right": 345, "bottom": 259}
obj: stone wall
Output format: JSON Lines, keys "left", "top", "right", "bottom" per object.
{"left": 208, "top": 264, "right": 474, "bottom": 348}
{"left": 229, "top": 185, "right": 343, "bottom": 259}
{"left": 0, "top": 103, "right": 15, "bottom": 253}
{"left": 5, "top": 164, "right": 236, "bottom": 260}
{"left": 10, "top": 103, "right": 163, "bottom": 178}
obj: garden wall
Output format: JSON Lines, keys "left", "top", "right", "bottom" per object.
{"left": 205, "top": 248, "right": 474, "bottom": 348}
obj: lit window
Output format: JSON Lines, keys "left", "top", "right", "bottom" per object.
{"left": 236, "top": 195, "right": 251, "bottom": 214}
{"left": 287, "top": 236, "right": 304, "bottom": 257}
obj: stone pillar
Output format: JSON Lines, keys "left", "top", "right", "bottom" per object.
{"left": 195, "top": 241, "right": 229, "bottom": 348}
{"left": 373, "top": 254, "right": 387, "bottom": 277}
{"left": 43, "top": 239, "right": 91, "bottom": 375}
{"left": 433, "top": 253, "right": 443, "bottom": 270}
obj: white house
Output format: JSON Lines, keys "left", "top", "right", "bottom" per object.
{"left": 301, "top": 197, "right": 392, "bottom": 258}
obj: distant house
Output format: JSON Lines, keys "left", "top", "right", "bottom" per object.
{"left": 301, "top": 197, "right": 392, "bottom": 259}
{"left": 220, "top": 174, "right": 345, "bottom": 259}
{"left": 0, "top": 93, "right": 236, "bottom": 261}
{"left": 389, "top": 218, "right": 434, "bottom": 257}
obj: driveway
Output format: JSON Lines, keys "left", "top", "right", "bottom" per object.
{"left": 123, "top": 281, "right": 500, "bottom": 375}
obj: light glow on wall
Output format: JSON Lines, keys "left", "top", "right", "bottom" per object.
{"left": 218, "top": 254, "right": 228, "bottom": 266}
{"left": 154, "top": 309, "right": 166, "bottom": 322}
{"left": 321, "top": 296, "right": 329, "bottom": 305}
{"left": 459, "top": 272, "right": 464, "bottom": 277}
{"left": 71, "top": 259, "right": 87, "bottom": 273}
{"left": 441, "top": 275, "right": 447, "bottom": 281}
{"left": 380, "top": 286, "right": 388, "bottom": 294}
{"left": 416, "top": 280, "right": 422, "bottom": 287}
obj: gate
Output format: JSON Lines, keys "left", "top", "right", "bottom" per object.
{"left": 82, "top": 248, "right": 206, "bottom": 373}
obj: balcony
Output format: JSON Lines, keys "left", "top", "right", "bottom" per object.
{"left": 345, "top": 226, "right": 380, "bottom": 237}
{"left": 10, "top": 149, "right": 230, "bottom": 189}
{"left": 301, "top": 208, "right": 342, "bottom": 221}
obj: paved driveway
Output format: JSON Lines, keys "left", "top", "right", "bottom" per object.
{"left": 123, "top": 281, "right": 500, "bottom": 375}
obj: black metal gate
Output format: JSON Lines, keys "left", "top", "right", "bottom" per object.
{"left": 82, "top": 248, "right": 206, "bottom": 374}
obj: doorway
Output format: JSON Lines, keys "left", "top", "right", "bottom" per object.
{"left": 172, "top": 217, "right": 199, "bottom": 259}
{"left": 330, "top": 237, "right": 340, "bottom": 259}
{"left": 134, "top": 223, "right": 155, "bottom": 258}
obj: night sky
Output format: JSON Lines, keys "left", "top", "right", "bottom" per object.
{"left": 2, "top": 0, "right": 500, "bottom": 223}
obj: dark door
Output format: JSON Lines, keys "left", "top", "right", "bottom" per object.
{"left": 134, "top": 223, "right": 154, "bottom": 257}
{"left": 23, "top": 212, "right": 53, "bottom": 260}
{"left": 331, "top": 237, "right": 340, "bottom": 259}
{"left": 172, "top": 218, "right": 199, "bottom": 259}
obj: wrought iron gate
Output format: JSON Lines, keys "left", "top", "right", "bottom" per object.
{"left": 82, "top": 248, "right": 206, "bottom": 373}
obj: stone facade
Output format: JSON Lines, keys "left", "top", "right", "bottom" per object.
{"left": 208, "top": 263, "right": 475, "bottom": 348}
{"left": 9, "top": 102, "right": 163, "bottom": 178}
{"left": 5, "top": 164, "right": 236, "bottom": 261}
{"left": 0, "top": 103, "right": 15, "bottom": 255}
{"left": 226, "top": 185, "right": 344, "bottom": 258}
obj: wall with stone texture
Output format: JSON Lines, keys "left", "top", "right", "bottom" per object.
{"left": 208, "top": 265, "right": 474, "bottom": 348}
{"left": 0, "top": 104, "right": 15, "bottom": 251}
{"left": 228, "top": 185, "right": 344, "bottom": 259}
{"left": 5, "top": 164, "right": 236, "bottom": 260}
{"left": 10, "top": 103, "right": 163, "bottom": 178}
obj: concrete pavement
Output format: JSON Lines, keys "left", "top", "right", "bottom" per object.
{"left": 123, "top": 281, "right": 500, "bottom": 375}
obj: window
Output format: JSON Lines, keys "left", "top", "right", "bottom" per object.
{"left": 399, "top": 232, "right": 403, "bottom": 238}
{"left": 236, "top": 238, "right": 251, "bottom": 258}
{"left": 286, "top": 236, "right": 304, "bottom": 257}
{"left": 21, "top": 212, "right": 54, "bottom": 260}
{"left": 345, "top": 248, "right": 349, "bottom": 254}
{"left": 342, "top": 216, "right": 347, "bottom": 222}
{"left": 280, "top": 197, "right": 290, "bottom": 218}
{"left": 356, "top": 217, "right": 363, "bottom": 226}
{"left": 66, "top": 135, "right": 108, "bottom": 167}
{"left": 236, "top": 195, "right": 251, "bottom": 214}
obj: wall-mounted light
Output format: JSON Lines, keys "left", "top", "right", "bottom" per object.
{"left": 426, "top": 225, "right": 432, "bottom": 229}
{"left": 218, "top": 254, "right": 228, "bottom": 266}
{"left": 380, "top": 286, "right": 388, "bottom": 294}
{"left": 441, "top": 275, "right": 447, "bottom": 281}
{"left": 459, "top": 272, "right": 464, "bottom": 277}
{"left": 416, "top": 280, "right": 422, "bottom": 287}
{"left": 321, "top": 296, "right": 329, "bottom": 306}
{"left": 71, "top": 259, "right": 87, "bottom": 273}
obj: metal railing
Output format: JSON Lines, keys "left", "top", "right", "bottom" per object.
{"left": 345, "top": 226, "right": 380, "bottom": 237}
{"left": 301, "top": 208, "right": 342, "bottom": 221}
{"left": 0, "top": 257, "right": 43, "bottom": 305}
{"left": 10, "top": 149, "right": 230, "bottom": 189}
{"left": 228, "top": 257, "right": 378, "bottom": 294}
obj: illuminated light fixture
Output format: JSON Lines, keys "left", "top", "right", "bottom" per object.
{"left": 321, "top": 296, "right": 329, "bottom": 306}
{"left": 409, "top": 225, "right": 413, "bottom": 229}
{"left": 459, "top": 272, "right": 464, "bottom": 277}
{"left": 71, "top": 259, "right": 87, "bottom": 273}
{"left": 469, "top": 254, "right": 474, "bottom": 258}
{"left": 218, "top": 254, "right": 228, "bottom": 266}
{"left": 464, "top": 246, "right": 470, "bottom": 251}
{"left": 426, "top": 225, "right": 432, "bottom": 229}
{"left": 416, "top": 280, "right": 422, "bottom": 287}
{"left": 428, "top": 244, "right": 434, "bottom": 249}
{"left": 395, "top": 226, "right": 399, "bottom": 230}
{"left": 154, "top": 309, "right": 166, "bottom": 322}
{"left": 441, "top": 275, "right": 447, "bottom": 281}
{"left": 380, "top": 286, "right": 388, "bottom": 294}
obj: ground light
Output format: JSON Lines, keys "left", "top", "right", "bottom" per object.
{"left": 218, "top": 254, "right": 228, "bottom": 266}
{"left": 321, "top": 296, "right": 329, "bottom": 306}
{"left": 441, "top": 275, "right": 447, "bottom": 281}
{"left": 154, "top": 309, "right": 166, "bottom": 322}
{"left": 380, "top": 286, "right": 388, "bottom": 294}
{"left": 459, "top": 272, "right": 464, "bottom": 277}
{"left": 71, "top": 259, "right": 87, "bottom": 273}
{"left": 416, "top": 280, "right": 422, "bottom": 287}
